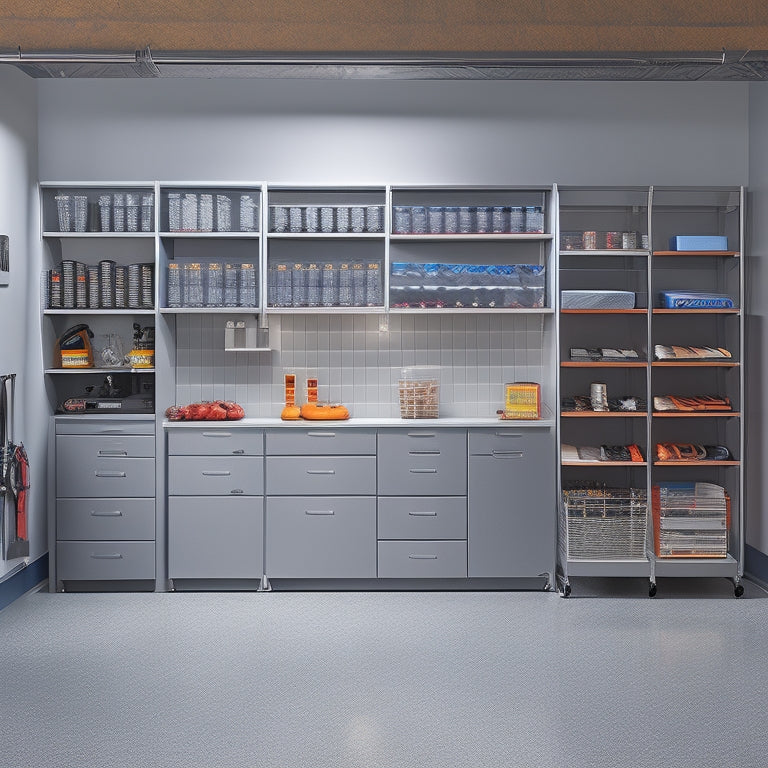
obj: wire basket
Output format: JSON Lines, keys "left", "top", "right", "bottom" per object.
{"left": 562, "top": 488, "right": 648, "bottom": 560}
{"left": 398, "top": 367, "right": 439, "bottom": 419}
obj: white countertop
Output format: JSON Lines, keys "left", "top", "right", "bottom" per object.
{"left": 163, "top": 416, "right": 554, "bottom": 428}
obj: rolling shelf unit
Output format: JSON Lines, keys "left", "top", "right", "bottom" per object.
{"left": 649, "top": 186, "right": 744, "bottom": 597}
{"left": 556, "top": 187, "right": 653, "bottom": 596}
{"left": 556, "top": 186, "right": 745, "bottom": 597}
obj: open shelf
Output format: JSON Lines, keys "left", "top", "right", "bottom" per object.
{"left": 561, "top": 361, "right": 647, "bottom": 368}
{"left": 652, "top": 308, "right": 740, "bottom": 314}
{"left": 653, "top": 250, "right": 739, "bottom": 257}
{"left": 560, "top": 308, "right": 647, "bottom": 314}
{"left": 561, "top": 411, "right": 647, "bottom": 417}
{"left": 653, "top": 460, "right": 740, "bottom": 466}
{"left": 651, "top": 361, "right": 739, "bottom": 367}
{"left": 562, "top": 461, "right": 648, "bottom": 467}
{"left": 653, "top": 411, "right": 740, "bottom": 418}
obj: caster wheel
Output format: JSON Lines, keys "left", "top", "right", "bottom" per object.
{"left": 734, "top": 583, "right": 744, "bottom": 598}
{"left": 649, "top": 583, "right": 657, "bottom": 598}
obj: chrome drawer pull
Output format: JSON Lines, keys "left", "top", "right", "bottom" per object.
{"left": 231, "top": 489, "right": 244, "bottom": 494}
{"left": 90, "top": 553, "right": 123, "bottom": 560}
{"left": 407, "top": 433, "right": 435, "bottom": 438}
{"left": 95, "top": 471, "right": 127, "bottom": 478}
{"left": 202, "top": 432, "right": 233, "bottom": 437}
{"left": 90, "top": 510, "right": 123, "bottom": 517}
{"left": 409, "top": 468, "right": 437, "bottom": 474}
{"left": 97, "top": 429, "right": 127, "bottom": 435}
{"left": 307, "top": 469, "right": 335, "bottom": 475}
{"left": 409, "top": 554, "right": 438, "bottom": 560}
{"left": 307, "top": 432, "right": 336, "bottom": 437}
{"left": 202, "top": 470, "right": 231, "bottom": 476}
{"left": 232, "top": 449, "right": 245, "bottom": 455}
{"left": 305, "top": 510, "right": 335, "bottom": 515}
{"left": 493, "top": 432, "right": 522, "bottom": 438}
{"left": 98, "top": 450, "right": 128, "bottom": 457}
{"left": 492, "top": 450, "right": 524, "bottom": 459}
{"left": 409, "top": 511, "right": 438, "bottom": 517}
{"left": 408, "top": 450, "right": 440, "bottom": 456}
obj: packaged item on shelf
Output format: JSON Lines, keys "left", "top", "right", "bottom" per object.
{"left": 508, "top": 206, "right": 524, "bottom": 233}
{"left": 271, "top": 205, "right": 288, "bottom": 233}
{"left": 320, "top": 206, "right": 335, "bottom": 233}
{"left": 223, "top": 263, "right": 239, "bottom": 307}
{"left": 61, "top": 260, "right": 76, "bottom": 308}
{"left": 239, "top": 263, "right": 257, "bottom": 307}
{"left": 181, "top": 193, "right": 198, "bottom": 232}
{"left": 652, "top": 482, "right": 729, "bottom": 558}
{"left": 99, "top": 259, "right": 116, "bottom": 308}
{"left": 141, "top": 193, "right": 154, "bottom": 232}
{"left": 55, "top": 194, "right": 72, "bottom": 232}
{"left": 306, "top": 263, "right": 321, "bottom": 307}
{"left": 114, "top": 264, "right": 127, "bottom": 308}
{"left": 458, "top": 206, "right": 473, "bottom": 233}
{"left": 240, "top": 195, "right": 258, "bottom": 232}
{"left": 98, "top": 194, "right": 111, "bottom": 232}
{"left": 289, "top": 206, "right": 303, "bottom": 233}
{"left": 168, "top": 192, "right": 182, "bottom": 232}
{"left": 392, "top": 205, "right": 411, "bottom": 234}
{"left": 366, "top": 206, "right": 383, "bottom": 233}
{"left": 590, "top": 382, "right": 608, "bottom": 411}
{"left": 525, "top": 206, "right": 544, "bottom": 233}
{"left": 658, "top": 291, "right": 734, "bottom": 309}
{"left": 183, "top": 263, "right": 203, "bottom": 307}
{"left": 669, "top": 235, "right": 728, "bottom": 251}
{"left": 352, "top": 262, "right": 366, "bottom": 306}
{"left": 655, "top": 443, "right": 731, "bottom": 462}
{"left": 504, "top": 381, "right": 541, "bottom": 419}
{"left": 73, "top": 195, "right": 88, "bottom": 233}
{"left": 75, "top": 261, "right": 87, "bottom": 308}
{"left": 605, "top": 231, "right": 623, "bottom": 249}
{"left": 55, "top": 324, "right": 94, "bottom": 369}
{"left": 492, "top": 206, "right": 507, "bottom": 233}
{"left": 561, "top": 290, "right": 635, "bottom": 309}
{"left": 475, "top": 206, "right": 491, "bottom": 233}
{"left": 291, "top": 262, "right": 306, "bottom": 307}
{"left": 569, "top": 347, "right": 640, "bottom": 361}
{"left": 140, "top": 263, "right": 154, "bottom": 308}
{"left": 350, "top": 206, "right": 365, "bottom": 233}
{"left": 653, "top": 395, "right": 732, "bottom": 412}
{"left": 166, "top": 263, "right": 181, "bottom": 308}
{"left": 444, "top": 206, "right": 459, "bottom": 234}
{"left": 127, "top": 263, "right": 141, "bottom": 308}
{"left": 49, "top": 268, "right": 62, "bottom": 309}
{"left": 198, "top": 194, "right": 214, "bottom": 232}
{"left": 321, "top": 263, "right": 336, "bottom": 307}
{"left": 305, "top": 206, "right": 319, "bottom": 233}
{"left": 653, "top": 344, "right": 731, "bottom": 360}
{"left": 214, "top": 195, "right": 232, "bottom": 232}
{"left": 338, "top": 263, "right": 353, "bottom": 306}
{"left": 335, "top": 206, "right": 350, "bottom": 233}
{"left": 206, "top": 262, "right": 223, "bottom": 307}
{"left": 366, "top": 263, "right": 382, "bottom": 306}
{"left": 112, "top": 193, "right": 125, "bottom": 232}
{"left": 125, "top": 193, "right": 140, "bottom": 232}
{"left": 411, "top": 206, "right": 427, "bottom": 234}
{"left": 428, "top": 206, "right": 444, "bottom": 233}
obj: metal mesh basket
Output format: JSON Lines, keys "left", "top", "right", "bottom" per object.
{"left": 563, "top": 488, "right": 648, "bottom": 560}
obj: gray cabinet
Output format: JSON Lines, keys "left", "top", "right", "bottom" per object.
{"left": 265, "top": 428, "right": 376, "bottom": 578}
{"left": 467, "top": 427, "right": 555, "bottom": 579}
{"left": 167, "top": 426, "right": 264, "bottom": 581}
{"left": 53, "top": 417, "right": 156, "bottom": 588}
{"left": 377, "top": 540, "right": 467, "bottom": 578}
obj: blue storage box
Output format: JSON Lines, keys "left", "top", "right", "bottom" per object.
{"left": 659, "top": 291, "right": 734, "bottom": 309}
{"left": 669, "top": 235, "right": 728, "bottom": 251}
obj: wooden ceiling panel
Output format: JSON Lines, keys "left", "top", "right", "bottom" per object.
{"left": 2, "top": 0, "right": 768, "bottom": 54}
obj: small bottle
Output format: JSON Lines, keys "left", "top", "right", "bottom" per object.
{"left": 338, "top": 263, "right": 353, "bottom": 307}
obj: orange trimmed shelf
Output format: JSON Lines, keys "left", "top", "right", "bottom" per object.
{"left": 653, "top": 250, "right": 739, "bottom": 257}
{"left": 651, "top": 361, "right": 739, "bottom": 367}
{"left": 561, "top": 461, "right": 648, "bottom": 467}
{"left": 654, "top": 460, "right": 740, "bottom": 466}
{"left": 653, "top": 411, "right": 740, "bottom": 418}
{"left": 652, "top": 308, "right": 739, "bottom": 314}
{"left": 561, "top": 411, "right": 647, "bottom": 417}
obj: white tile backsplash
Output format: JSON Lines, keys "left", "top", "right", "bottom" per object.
{"left": 173, "top": 313, "right": 554, "bottom": 418}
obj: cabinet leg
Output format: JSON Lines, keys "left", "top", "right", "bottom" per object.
{"left": 258, "top": 574, "right": 272, "bottom": 592}
{"left": 733, "top": 577, "right": 744, "bottom": 598}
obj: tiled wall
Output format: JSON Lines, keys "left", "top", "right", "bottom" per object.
{"left": 175, "top": 313, "right": 554, "bottom": 418}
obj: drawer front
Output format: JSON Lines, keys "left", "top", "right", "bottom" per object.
{"left": 57, "top": 434, "right": 155, "bottom": 459}
{"left": 266, "top": 455, "right": 376, "bottom": 496}
{"left": 168, "top": 496, "right": 263, "bottom": 579}
{"left": 377, "top": 540, "right": 467, "bottom": 578}
{"left": 266, "top": 428, "right": 376, "bottom": 456}
{"left": 56, "top": 419, "right": 154, "bottom": 436}
{"left": 377, "top": 429, "right": 466, "bottom": 495}
{"left": 57, "top": 498, "right": 155, "bottom": 541}
{"left": 468, "top": 427, "right": 552, "bottom": 457}
{"left": 266, "top": 496, "right": 376, "bottom": 578}
{"left": 56, "top": 541, "right": 155, "bottom": 581}
{"left": 167, "top": 428, "right": 264, "bottom": 456}
{"left": 57, "top": 456, "right": 155, "bottom": 498}
{"left": 377, "top": 496, "right": 467, "bottom": 540}
{"left": 168, "top": 456, "right": 263, "bottom": 496}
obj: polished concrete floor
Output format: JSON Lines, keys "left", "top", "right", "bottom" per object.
{"left": 1, "top": 579, "right": 766, "bottom": 768}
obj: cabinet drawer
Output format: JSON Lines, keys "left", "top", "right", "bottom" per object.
{"left": 168, "top": 456, "right": 263, "bottom": 496}
{"left": 57, "top": 498, "right": 155, "bottom": 541}
{"left": 377, "top": 429, "right": 466, "bottom": 495}
{"left": 266, "top": 496, "right": 376, "bottom": 578}
{"left": 168, "top": 496, "right": 263, "bottom": 579}
{"left": 468, "top": 427, "right": 552, "bottom": 457}
{"left": 57, "top": 434, "right": 155, "bottom": 459}
{"left": 56, "top": 541, "right": 155, "bottom": 581}
{"left": 167, "top": 428, "right": 263, "bottom": 456}
{"left": 377, "top": 540, "right": 467, "bottom": 578}
{"left": 57, "top": 456, "right": 155, "bottom": 498}
{"left": 56, "top": 419, "right": 154, "bottom": 436}
{"left": 377, "top": 496, "right": 467, "bottom": 540}
{"left": 266, "top": 456, "right": 376, "bottom": 495}
{"left": 266, "top": 428, "right": 376, "bottom": 456}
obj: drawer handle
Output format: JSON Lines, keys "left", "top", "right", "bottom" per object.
{"left": 407, "top": 433, "right": 436, "bottom": 438}
{"left": 90, "top": 510, "right": 123, "bottom": 517}
{"left": 307, "top": 469, "right": 335, "bottom": 475}
{"left": 232, "top": 449, "right": 245, "bottom": 455}
{"left": 202, "top": 432, "right": 233, "bottom": 437}
{"left": 202, "top": 470, "right": 231, "bottom": 476}
{"left": 409, "top": 468, "right": 437, "bottom": 474}
{"left": 95, "top": 471, "right": 127, "bottom": 478}
{"left": 90, "top": 553, "right": 123, "bottom": 560}
{"left": 98, "top": 450, "right": 128, "bottom": 457}
{"left": 307, "top": 432, "right": 336, "bottom": 437}
{"left": 231, "top": 489, "right": 244, "bottom": 494}
{"left": 305, "top": 510, "right": 335, "bottom": 515}
{"left": 97, "top": 429, "right": 127, "bottom": 435}
{"left": 409, "top": 554, "right": 438, "bottom": 560}
{"left": 408, "top": 450, "right": 440, "bottom": 456}
{"left": 492, "top": 450, "right": 524, "bottom": 459}
{"left": 493, "top": 432, "right": 523, "bottom": 438}
{"left": 409, "top": 511, "right": 438, "bottom": 517}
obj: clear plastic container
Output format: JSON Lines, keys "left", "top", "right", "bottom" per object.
{"left": 411, "top": 206, "right": 428, "bottom": 234}
{"left": 183, "top": 263, "right": 204, "bottom": 307}
{"left": 73, "top": 195, "right": 88, "bottom": 232}
{"left": 508, "top": 206, "right": 524, "bottom": 233}
{"left": 98, "top": 194, "right": 111, "bottom": 232}
{"left": 240, "top": 195, "right": 258, "bottom": 232}
{"left": 306, "top": 263, "right": 321, "bottom": 306}
{"left": 338, "top": 263, "right": 353, "bottom": 306}
{"left": 275, "top": 263, "right": 292, "bottom": 307}
{"left": 525, "top": 205, "right": 544, "bottom": 233}
{"left": 320, "top": 206, "right": 335, "bottom": 233}
{"left": 492, "top": 206, "right": 507, "bottom": 233}
{"left": 289, "top": 206, "right": 303, "bottom": 233}
{"left": 458, "top": 206, "right": 473, "bottom": 234}
{"left": 305, "top": 206, "right": 319, "bottom": 233}
{"left": 168, "top": 192, "right": 181, "bottom": 232}
{"left": 113, "top": 193, "right": 126, "bottom": 232}
{"left": 366, "top": 262, "right": 382, "bottom": 306}
{"left": 55, "top": 194, "right": 72, "bottom": 232}
{"left": 398, "top": 366, "right": 440, "bottom": 419}
{"left": 336, "top": 206, "right": 350, "bottom": 233}
{"left": 224, "top": 263, "right": 239, "bottom": 307}
{"left": 393, "top": 205, "right": 411, "bottom": 234}
{"left": 444, "top": 206, "right": 459, "bottom": 234}
{"left": 181, "top": 193, "right": 198, "bottom": 232}
{"left": 215, "top": 195, "right": 232, "bottom": 232}
{"left": 321, "top": 263, "right": 336, "bottom": 306}
{"left": 475, "top": 206, "right": 491, "bottom": 233}
{"left": 239, "top": 263, "right": 257, "bottom": 307}
{"left": 206, "top": 262, "right": 223, "bottom": 306}
{"left": 366, "top": 205, "right": 383, "bottom": 233}
{"left": 350, "top": 206, "right": 365, "bottom": 233}
{"left": 271, "top": 205, "right": 289, "bottom": 233}
{"left": 292, "top": 263, "right": 306, "bottom": 306}
{"left": 352, "top": 262, "right": 366, "bottom": 306}
{"left": 428, "top": 206, "right": 444, "bottom": 234}
{"left": 126, "top": 193, "right": 140, "bottom": 233}
{"left": 198, "top": 194, "right": 214, "bottom": 232}
{"left": 141, "top": 193, "right": 154, "bottom": 232}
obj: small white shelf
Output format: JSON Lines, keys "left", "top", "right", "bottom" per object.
{"left": 267, "top": 232, "right": 384, "bottom": 239}
{"left": 43, "top": 231, "right": 155, "bottom": 239}
{"left": 388, "top": 307, "right": 555, "bottom": 314}
{"left": 265, "top": 306, "right": 385, "bottom": 314}
{"left": 560, "top": 249, "right": 649, "bottom": 257}
{"left": 44, "top": 308, "right": 155, "bottom": 315}
{"left": 390, "top": 233, "right": 553, "bottom": 242}
{"left": 158, "top": 231, "right": 260, "bottom": 239}
{"left": 45, "top": 367, "right": 155, "bottom": 374}
{"left": 160, "top": 307, "right": 260, "bottom": 314}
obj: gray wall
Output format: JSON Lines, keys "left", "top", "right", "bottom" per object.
{"left": 0, "top": 66, "right": 43, "bottom": 578}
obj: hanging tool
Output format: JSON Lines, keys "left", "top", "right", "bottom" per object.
{"left": 1, "top": 375, "right": 30, "bottom": 559}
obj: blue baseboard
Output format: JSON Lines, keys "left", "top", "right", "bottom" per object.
{"left": 745, "top": 545, "right": 768, "bottom": 586}
{"left": 0, "top": 554, "right": 48, "bottom": 612}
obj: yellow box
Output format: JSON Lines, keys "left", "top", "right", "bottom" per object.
{"left": 504, "top": 382, "right": 541, "bottom": 420}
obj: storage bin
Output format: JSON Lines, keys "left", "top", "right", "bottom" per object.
{"left": 398, "top": 367, "right": 440, "bottom": 418}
